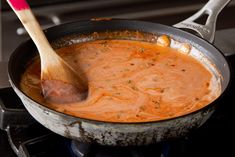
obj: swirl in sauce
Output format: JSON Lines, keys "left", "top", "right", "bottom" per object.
{"left": 20, "top": 39, "right": 218, "bottom": 122}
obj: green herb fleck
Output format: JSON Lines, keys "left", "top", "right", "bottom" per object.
{"left": 152, "top": 100, "right": 161, "bottom": 109}
{"left": 131, "top": 86, "right": 138, "bottom": 91}
{"left": 117, "top": 114, "right": 121, "bottom": 119}
{"left": 168, "top": 112, "right": 175, "bottom": 116}
{"left": 139, "top": 105, "right": 146, "bottom": 111}
{"left": 139, "top": 48, "right": 145, "bottom": 53}
{"left": 103, "top": 65, "right": 110, "bottom": 69}
{"left": 100, "top": 40, "right": 108, "bottom": 45}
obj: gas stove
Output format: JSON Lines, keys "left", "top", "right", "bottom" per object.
{"left": 0, "top": 29, "right": 235, "bottom": 157}
{"left": 1, "top": 0, "right": 235, "bottom": 157}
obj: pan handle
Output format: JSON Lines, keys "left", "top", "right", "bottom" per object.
{"left": 173, "top": 0, "right": 230, "bottom": 43}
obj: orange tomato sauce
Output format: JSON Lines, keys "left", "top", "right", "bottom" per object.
{"left": 20, "top": 39, "right": 217, "bottom": 122}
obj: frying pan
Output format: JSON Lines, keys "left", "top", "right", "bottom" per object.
{"left": 8, "top": 0, "right": 231, "bottom": 146}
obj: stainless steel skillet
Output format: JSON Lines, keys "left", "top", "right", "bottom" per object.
{"left": 8, "top": 0, "right": 231, "bottom": 146}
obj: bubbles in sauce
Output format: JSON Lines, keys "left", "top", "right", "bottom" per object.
{"left": 20, "top": 39, "right": 219, "bottom": 122}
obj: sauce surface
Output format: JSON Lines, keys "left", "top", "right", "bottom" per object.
{"left": 20, "top": 39, "right": 217, "bottom": 122}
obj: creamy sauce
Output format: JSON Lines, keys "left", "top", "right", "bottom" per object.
{"left": 20, "top": 39, "right": 218, "bottom": 122}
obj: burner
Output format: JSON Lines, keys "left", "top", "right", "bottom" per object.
{"left": 70, "top": 141, "right": 91, "bottom": 157}
{"left": 70, "top": 140, "right": 165, "bottom": 157}
{"left": 18, "top": 134, "right": 71, "bottom": 157}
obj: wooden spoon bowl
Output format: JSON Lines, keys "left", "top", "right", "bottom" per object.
{"left": 7, "top": 0, "right": 88, "bottom": 103}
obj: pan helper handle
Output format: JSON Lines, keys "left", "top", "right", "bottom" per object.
{"left": 174, "top": 0, "right": 231, "bottom": 43}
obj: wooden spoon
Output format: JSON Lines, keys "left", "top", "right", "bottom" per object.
{"left": 7, "top": 0, "right": 88, "bottom": 103}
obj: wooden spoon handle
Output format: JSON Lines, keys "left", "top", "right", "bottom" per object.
{"left": 7, "top": 0, "right": 29, "bottom": 10}
{"left": 7, "top": 0, "right": 53, "bottom": 58}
